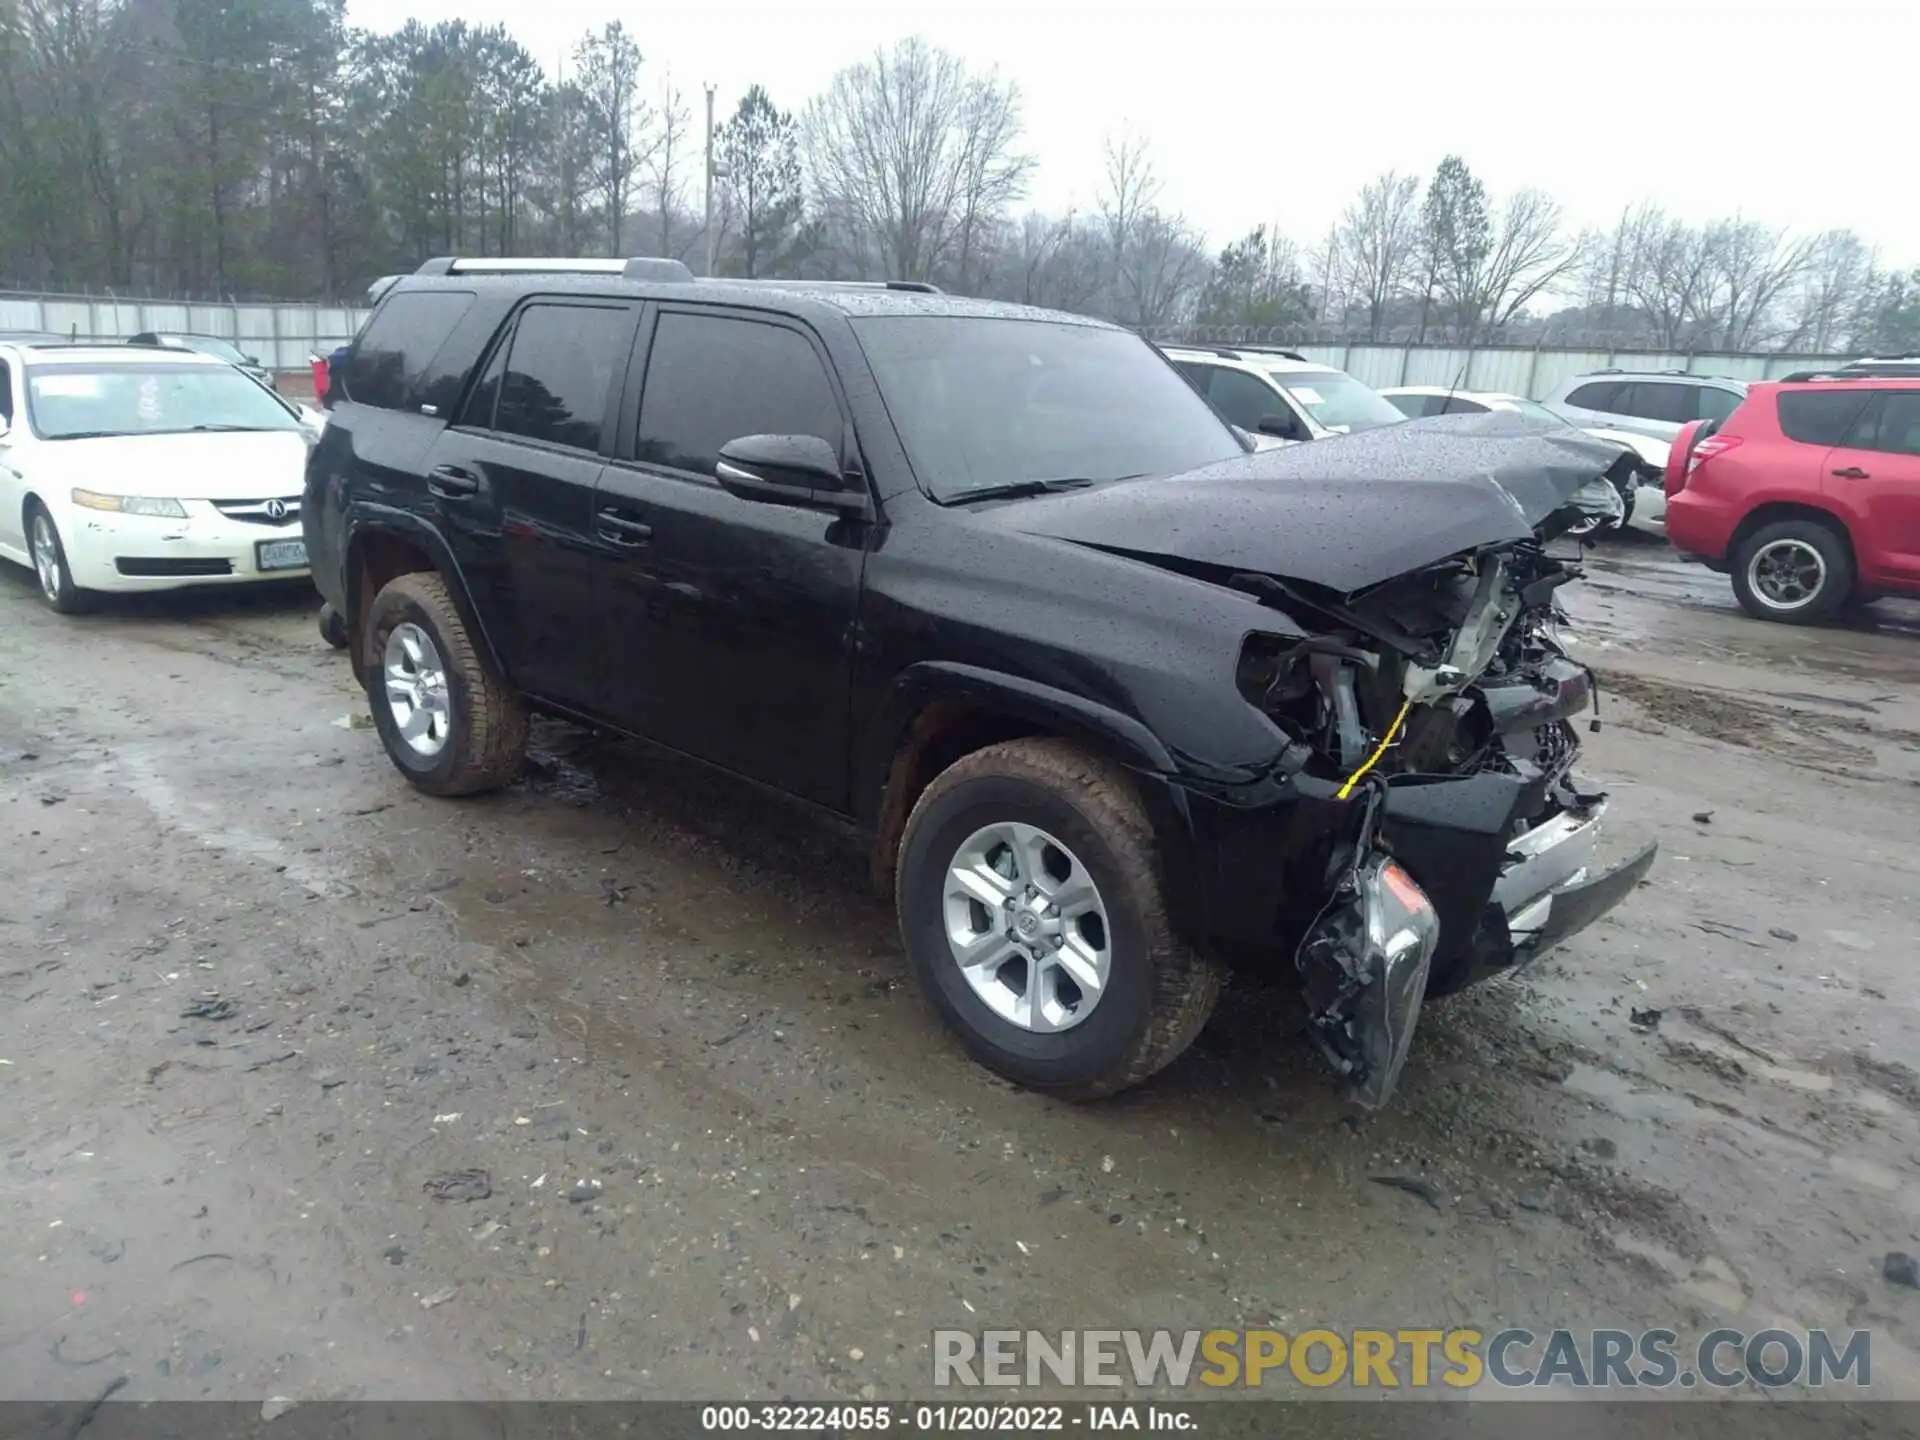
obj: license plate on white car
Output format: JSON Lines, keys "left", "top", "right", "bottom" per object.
{"left": 257, "top": 539, "right": 308, "bottom": 572}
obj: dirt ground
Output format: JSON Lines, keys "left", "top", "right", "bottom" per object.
{"left": 1, "top": 529, "right": 1917, "bottom": 1411}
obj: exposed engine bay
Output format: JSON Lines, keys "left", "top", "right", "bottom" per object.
{"left": 1227, "top": 475, "right": 1649, "bottom": 1108}
{"left": 1228, "top": 479, "right": 1617, "bottom": 794}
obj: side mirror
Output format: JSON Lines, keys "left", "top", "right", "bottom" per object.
{"left": 1257, "top": 412, "right": 1306, "bottom": 442}
{"left": 716, "top": 434, "right": 865, "bottom": 513}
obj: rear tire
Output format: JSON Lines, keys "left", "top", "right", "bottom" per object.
{"left": 895, "top": 738, "right": 1222, "bottom": 1100}
{"left": 318, "top": 601, "right": 350, "bottom": 649}
{"left": 1730, "top": 519, "right": 1852, "bottom": 625}
{"left": 363, "top": 571, "right": 527, "bottom": 796}
{"left": 25, "top": 502, "right": 92, "bottom": 615}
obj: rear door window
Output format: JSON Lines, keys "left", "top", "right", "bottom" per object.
{"left": 635, "top": 311, "right": 845, "bottom": 475}
{"left": 1851, "top": 391, "right": 1920, "bottom": 457}
{"left": 1778, "top": 390, "right": 1874, "bottom": 447}
{"left": 1612, "top": 382, "right": 1694, "bottom": 425}
{"left": 343, "top": 290, "right": 476, "bottom": 412}
{"left": 491, "top": 302, "right": 633, "bottom": 453}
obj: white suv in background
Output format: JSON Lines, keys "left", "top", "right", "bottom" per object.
{"left": 1161, "top": 345, "right": 1405, "bottom": 444}
{"left": 1543, "top": 369, "right": 1746, "bottom": 443}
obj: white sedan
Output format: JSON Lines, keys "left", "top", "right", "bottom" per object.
{"left": 1378, "top": 386, "right": 1670, "bottom": 532}
{"left": 0, "top": 343, "right": 317, "bottom": 614}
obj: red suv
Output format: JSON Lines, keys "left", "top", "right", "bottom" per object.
{"left": 1664, "top": 375, "right": 1920, "bottom": 623}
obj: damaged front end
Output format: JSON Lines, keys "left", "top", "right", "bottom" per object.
{"left": 1232, "top": 467, "right": 1655, "bottom": 1108}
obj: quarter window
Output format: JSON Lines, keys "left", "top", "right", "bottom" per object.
{"left": 343, "top": 291, "right": 476, "bottom": 412}
{"left": 1777, "top": 391, "right": 1872, "bottom": 447}
{"left": 1564, "top": 382, "right": 1622, "bottom": 412}
{"left": 1695, "top": 387, "right": 1743, "bottom": 424}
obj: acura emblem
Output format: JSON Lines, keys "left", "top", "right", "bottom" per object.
{"left": 264, "top": 498, "right": 289, "bottom": 521}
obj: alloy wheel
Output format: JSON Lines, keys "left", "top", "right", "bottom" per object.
{"left": 383, "top": 621, "right": 453, "bottom": 757}
{"left": 1747, "top": 538, "right": 1826, "bottom": 611}
{"left": 31, "top": 512, "right": 62, "bottom": 603}
{"left": 943, "top": 821, "right": 1111, "bottom": 1033}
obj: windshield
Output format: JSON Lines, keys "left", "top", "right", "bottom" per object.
{"left": 1266, "top": 370, "right": 1403, "bottom": 433}
{"left": 851, "top": 316, "right": 1246, "bottom": 500}
{"left": 26, "top": 363, "right": 301, "bottom": 439}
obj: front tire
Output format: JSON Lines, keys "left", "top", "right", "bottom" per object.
{"left": 895, "top": 738, "right": 1222, "bottom": 1100}
{"left": 26, "top": 502, "right": 92, "bottom": 614}
{"left": 1730, "top": 519, "right": 1852, "bottom": 625}
{"left": 363, "top": 571, "right": 527, "bottom": 795}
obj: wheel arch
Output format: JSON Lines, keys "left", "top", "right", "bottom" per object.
{"left": 863, "top": 663, "right": 1198, "bottom": 930}
{"left": 343, "top": 511, "right": 502, "bottom": 684}
{"left": 1727, "top": 501, "right": 1858, "bottom": 572}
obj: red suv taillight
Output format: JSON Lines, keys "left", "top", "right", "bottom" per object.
{"left": 1687, "top": 433, "right": 1743, "bottom": 478}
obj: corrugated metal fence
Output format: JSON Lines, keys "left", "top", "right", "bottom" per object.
{"left": 0, "top": 291, "right": 369, "bottom": 374}
{"left": 3, "top": 289, "right": 1856, "bottom": 397}
{"left": 1149, "top": 331, "right": 1855, "bottom": 397}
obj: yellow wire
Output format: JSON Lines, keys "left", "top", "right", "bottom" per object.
{"left": 1336, "top": 696, "right": 1414, "bottom": 800}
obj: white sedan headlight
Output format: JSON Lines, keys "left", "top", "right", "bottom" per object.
{"left": 71, "top": 489, "right": 189, "bottom": 519}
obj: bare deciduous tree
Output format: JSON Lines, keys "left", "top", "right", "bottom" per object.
{"left": 1335, "top": 171, "right": 1420, "bottom": 339}
{"left": 1781, "top": 230, "right": 1877, "bottom": 352}
{"left": 1469, "top": 188, "right": 1586, "bottom": 338}
{"left": 800, "top": 36, "right": 1028, "bottom": 285}
{"left": 1701, "top": 218, "right": 1814, "bottom": 350}
{"left": 572, "top": 21, "right": 650, "bottom": 254}
{"left": 949, "top": 73, "right": 1032, "bottom": 294}
{"left": 643, "top": 77, "right": 692, "bottom": 259}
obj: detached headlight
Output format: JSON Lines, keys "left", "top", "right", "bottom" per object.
{"left": 71, "top": 489, "right": 189, "bottom": 519}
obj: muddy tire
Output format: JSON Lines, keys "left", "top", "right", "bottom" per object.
{"left": 25, "top": 501, "right": 92, "bottom": 615}
{"left": 895, "top": 737, "right": 1222, "bottom": 1100}
{"left": 1730, "top": 519, "right": 1852, "bottom": 625}
{"left": 363, "top": 571, "right": 527, "bottom": 796}
{"left": 317, "top": 601, "right": 350, "bottom": 649}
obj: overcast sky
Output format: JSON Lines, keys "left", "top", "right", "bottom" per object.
{"left": 347, "top": 0, "right": 1919, "bottom": 267}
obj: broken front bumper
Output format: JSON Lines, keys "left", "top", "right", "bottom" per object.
{"left": 1492, "top": 799, "right": 1659, "bottom": 969}
{"left": 1295, "top": 772, "right": 1657, "bottom": 1108}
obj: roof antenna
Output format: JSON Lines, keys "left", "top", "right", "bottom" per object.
{"left": 1441, "top": 361, "right": 1467, "bottom": 414}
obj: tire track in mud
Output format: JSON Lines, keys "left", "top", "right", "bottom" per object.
{"left": 1593, "top": 668, "right": 1920, "bottom": 791}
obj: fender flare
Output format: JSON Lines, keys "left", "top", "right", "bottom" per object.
{"left": 342, "top": 506, "right": 507, "bottom": 682}
{"left": 858, "top": 661, "right": 1202, "bottom": 932}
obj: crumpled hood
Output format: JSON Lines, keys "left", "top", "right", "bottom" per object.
{"left": 992, "top": 409, "right": 1630, "bottom": 596}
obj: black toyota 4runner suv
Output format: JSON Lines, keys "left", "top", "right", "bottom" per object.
{"left": 306, "top": 256, "right": 1657, "bottom": 1109}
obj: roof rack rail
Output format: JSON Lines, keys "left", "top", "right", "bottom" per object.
{"left": 1225, "top": 343, "right": 1310, "bottom": 362}
{"left": 1780, "top": 365, "right": 1917, "bottom": 382}
{"left": 698, "top": 277, "right": 943, "bottom": 294}
{"left": 1834, "top": 357, "right": 1920, "bottom": 375}
{"left": 23, "top": 339, "right": 156, "bottom": 349}
{"left": 414, "top": 256, "right": 697, "bottom": 283}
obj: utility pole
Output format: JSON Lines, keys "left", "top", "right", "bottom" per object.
{"left": 703, "top": 84, "right": 718, "bottom": 277}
